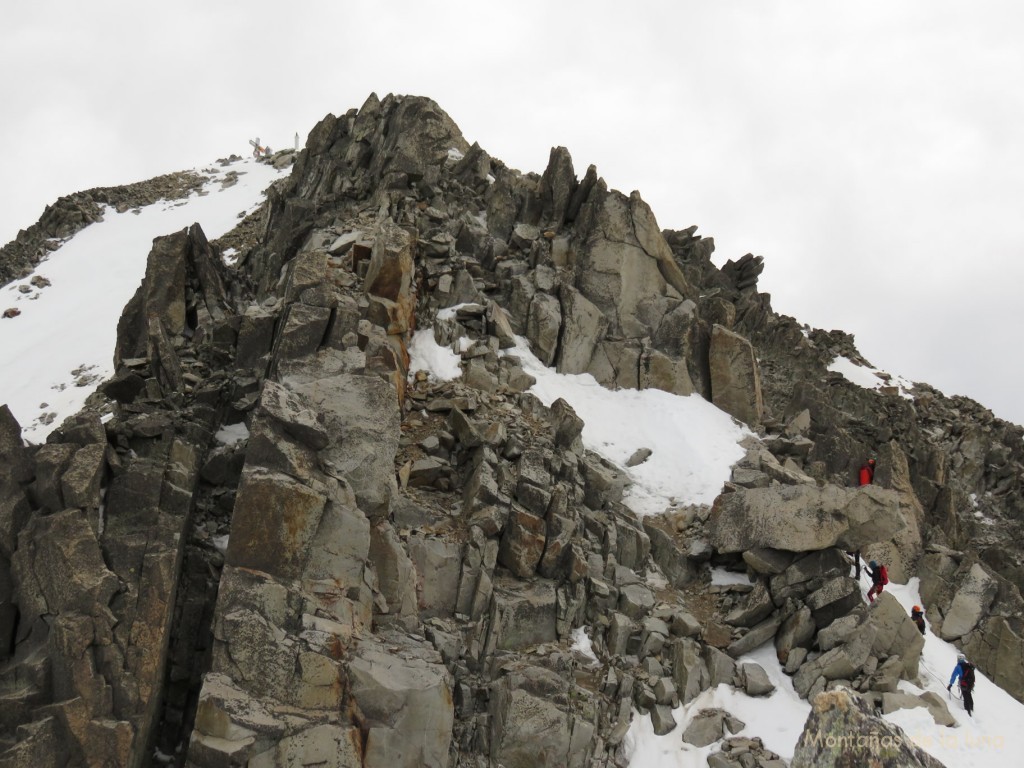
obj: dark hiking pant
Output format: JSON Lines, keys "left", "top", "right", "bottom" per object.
{"left": 962, "top": 686, "right": 974, "bottom": 714}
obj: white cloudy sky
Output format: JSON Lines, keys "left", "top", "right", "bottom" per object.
{"left": 3, "top": 1, "right": 1023, "bottom": 425}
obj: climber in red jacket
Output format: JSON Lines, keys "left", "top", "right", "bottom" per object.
{"left": 866, "top": 560, "right": 888, "bottom": 602}
{"left": 858, "top": 457, "right": 876, "bottom": 486}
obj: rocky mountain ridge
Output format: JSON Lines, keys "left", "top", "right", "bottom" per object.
{"left": 0, "top": 93, "right": 1022, "bottom": 767}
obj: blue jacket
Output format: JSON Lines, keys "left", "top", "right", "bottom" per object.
{"left": 949, "top": 661, "right": 970, "bottom": 688}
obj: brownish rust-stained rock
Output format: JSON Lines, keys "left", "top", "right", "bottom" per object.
{"left": 226, "top": 470, "right": 327, "bottom": 581}
{"left": 365, "top": 221, "right": 416, "bottom": 335}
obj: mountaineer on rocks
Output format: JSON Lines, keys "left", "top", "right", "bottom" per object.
{"left": 866, "top": 559, "right": 888, "bottom": 602}
{"left": 911, "top": 605, "right": 926, "bottom": 634}
{"left": 858, "top": 456, "right": 876, "bottom": 486}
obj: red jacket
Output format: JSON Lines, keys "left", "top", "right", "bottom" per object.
{"left": 860, "top": 462, "right": 876, "bottom": 487}
{"left": 859, "top": 463, "right": 875, "bottom": 486}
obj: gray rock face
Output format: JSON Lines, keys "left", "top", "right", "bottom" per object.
{"left": 650, "top": 704, "right": 677, "bottom": 735}
{"left": 276, "top": 302, "right": 332, "bottom": 362}
{"left": 775, "top": 606, "right": 816, "bottom": 666}
{"left": 727, "top": 614, "right": 783, "bottom": 658}
{"left": 60, "top": 443, "right": 107, "bottom": 509}
{"left": 408, "top": 534, "right": 462, "bottom": 618}
{"left": 13, "top": 509, "right": 119, "bottom": 616}
{"left": 28, "top": 443, "right": 76, "bottom": 513}
{"left": 704, "top": 645, "right": 738, "bottom": 687}
{"left": 369, "top": 521, "right": 417, "bottom": 619}
{"left": 739, "top": 663, "right": 775, "bottom": 696}
{"left": 681, "top": 708, "right": 744, "bottom": 748}
{"left": 862, "top": 592, "right": 925, "bottom": 679}
{"left": 227, "top": 470, "right": 332, "bottom": 581}
{"left": 8, "top": 90, "right": 1024, "bottom": 766}
{"left": 586, "top": 338, "right": 644, "bottom": 389}
{"left": 918, "top": 551, "right": 1024, "bottom": 700}
{"left": 3, "top": 425, "right": 203, "bottom": 767}
{"left": 743, "top": 547, "right": 794, "bottom": 576}
{"left": 487, "top": 579, "right": 558, "bottom": 651}
{"left": 526, "top": 292, "right": 562, "bottom": 366}
{"left": 721, "top": 253, "right": 765, "bottom": 292}
{"left": 805, "top": 576, "right": 862, "bottom": 628}
{"left": 644, "top": 521, "right": 698, "bottom": 587}
{"left": 725, "top": 581, "right": 775, "bottom": 627}
{"left": 282, "top": 350, "right": 400, "bottom": 519}
{"left": 641, "top": 345, "right": 696, "bottom": 396}
{"left": 489, "top": 665, "right": 594, "bottom": 768}
{"left": 498, "top": 506, "right": 546, "bottom": 577}
{"left": 115, "top": 223, "right": 227, "bottom": 366}
{"left": 539, "top": 146, "right": 576, "bottom": 230}
{"left": 572, "top": 188, "right": 691, "bottom": 339}
{"left": 709, "top": 484, "right": 907, "bottom": 554}
{"left": 556, "top": 286, "right": 607, "bottom": 374}
{"left": 792, "top": 689, "right": 945, "bottom": 768}
{"left": 770, "top": 548, "right": 851, "bottom": 605}
{"left": 940, "top": 562, "right": 998, "bottom": 640}
{"left": 682, "top": 709, "right": 727, "bottom": 747}
{"left": 673, "top": 637, "right": 711, "bottom": 702}
{"left": 350, "top": 638, "right": 454, "bottom": 768}
{"left": 709, "top": 324, "right": 764, "bottom": 426}
{"left": 364, "top": 221, "right": 416, "bottom": 335}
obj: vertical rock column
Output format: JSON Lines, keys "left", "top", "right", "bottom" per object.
{"left": 709, "top": 323, "right": 764, "bottom": 427}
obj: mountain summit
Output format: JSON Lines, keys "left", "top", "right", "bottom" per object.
{"left": 0, "top": 93, "right": 1022, "bottom": 767}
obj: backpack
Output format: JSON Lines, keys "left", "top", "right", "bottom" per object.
{"left": 961, "top": 662, "right": 975, "bottom": 689}
{"left": 879, "top": 565, "right": 889, "bottom": 585}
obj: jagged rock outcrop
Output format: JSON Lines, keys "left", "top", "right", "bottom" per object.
{"left": 0, "top": 392, "right": 209, "bottom": 763}
{"left": 115, "top": 223, "right": 230, "bottom": 368}
{"left": 709, "top": 324, "right": 764, "bottom": 426}
{"left": 918, "top": 547, "right": 1024, "bottom": 698}
{"left": 720, "top": 253, "right": 765, "bottom": 292}
{"left": 0, "top": 170, "right": 210, "bottom": 286}
{"left": 709, "top": 484, "right": 907, "bottom": 554}
{"left": 4, "top": 91, "right": 1024, "bottom": 768}
{"left": 792, "top": 689, "right": 945, "bottom": 768}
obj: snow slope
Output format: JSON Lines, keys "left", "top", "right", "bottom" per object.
{"left": 828, "top": 354, "right": 915, "bottom": 400}
{"left": 621, "top": 565, "right": 1022, "bottom": 766}
{"left": 0, "top": 157, "right": 286, "bottom": 442}
{"left": 409, "top": 331, "right": 751, "bottom": 512}
{"left": 5, "top": 153, "right": 1019, "bottom": 762}
{"left": 409, "top": 328, "right": 1024, "bottom": 768}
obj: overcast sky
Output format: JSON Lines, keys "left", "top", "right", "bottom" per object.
{"left": 3, "top": 1, "right": 1023, "bottom": 425}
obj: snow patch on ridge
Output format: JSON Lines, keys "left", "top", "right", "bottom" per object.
{"left": 215, "top": 423, "right": 250, "bottom": 446}
{"left": 408, "top": 329, "right": 463, "bottom": 382}
{"left": 828, "top": 355, "right": 915, "bottom": 399}
{"left": 511, "top": 337, "right": 750, "bottom": 512}
{"left": 0, "top": 157, "right": 287, "bottom": 443}
{"left": 404, "top": 329, "right": 750, "bottom": 512}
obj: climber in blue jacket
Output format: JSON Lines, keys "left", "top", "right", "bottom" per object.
{"left": 947, "top": 653, "right": 976, "bottom": 716}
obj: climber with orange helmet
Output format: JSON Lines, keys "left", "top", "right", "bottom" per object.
{"left": 911, "top": 605, "right": 926, "bottom": 635}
